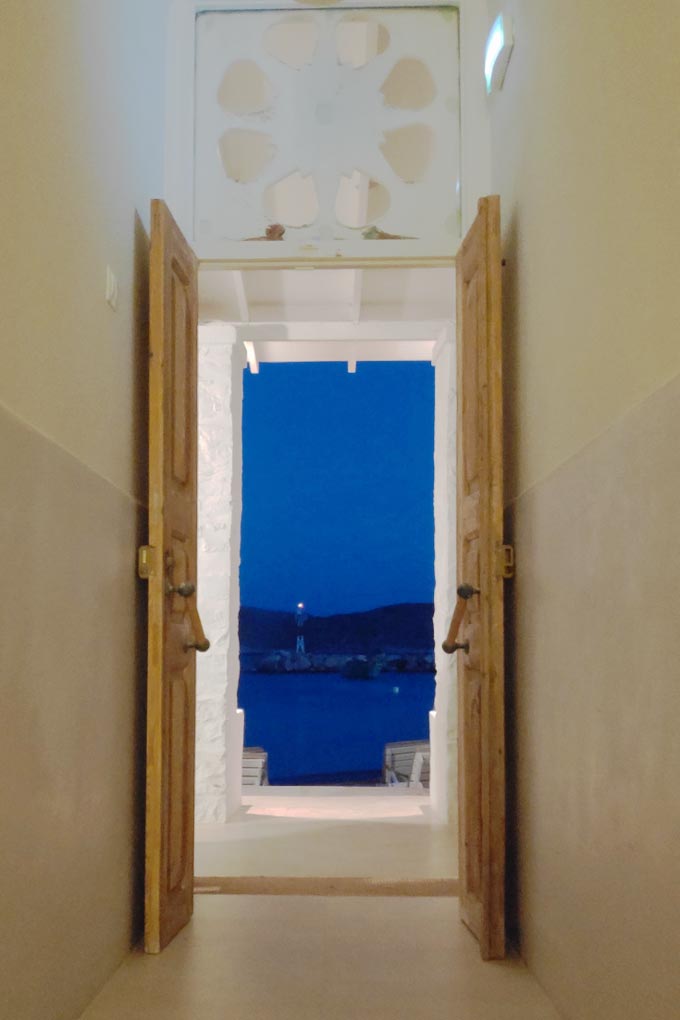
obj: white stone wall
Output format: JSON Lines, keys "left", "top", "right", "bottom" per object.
{"left": 431, "top": 327, "right": 457, "bottom": 837}
{"left": 196, "top": 322, "right": 245, "bottom": 822}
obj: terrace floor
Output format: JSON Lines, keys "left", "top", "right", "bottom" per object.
{"left": 195, "top": 786, "right": 456, "bottom": 883}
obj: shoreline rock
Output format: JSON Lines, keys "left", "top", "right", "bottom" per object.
{"left": 240, "top": 650, "right": 435, "bottom": 675}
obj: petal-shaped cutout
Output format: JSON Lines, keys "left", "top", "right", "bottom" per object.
{"left": 335, "top": 171, "right": 390, "bottom": 228}
{"left": 336, "top": 14, "right": 390, "bottom": 69}
{"left": 219, "top": 130, "right": 276, "bottom": 183}
{"left": 264, "top": 172, "right": 319, "bottom": 227}
{"left": 381, "top": 58, "right": 436, "bottom": 110}
{"left": 380, "top": 124, "right": 434, "bottom": 183}
{"left": 217, "top": 60, "right": 273, "bottom": 115}
{"left": 265, "top": 14, "right": 319, "bottom": 70}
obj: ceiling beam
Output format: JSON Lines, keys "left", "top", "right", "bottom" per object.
{"left": 254, "top": 338, "right": 434, "bottom": 364}
{"left": 235, "top": 320, "right": 446, "bottom": 343}
{"left": 244, "top": 304, "right": 356, "bottom": 323}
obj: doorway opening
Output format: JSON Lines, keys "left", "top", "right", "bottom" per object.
{"left": 239, "top": 360, "right": 435, "bottom": 787}
{"left": 193, "top": 264, "right": 458, "bottom": 881}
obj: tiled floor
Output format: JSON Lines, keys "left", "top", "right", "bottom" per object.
{"left": 195, "top": 787, "right": 457, "bottom": 881}
{"left": 79, "top": 896, "right": 561, "bottom": 1020}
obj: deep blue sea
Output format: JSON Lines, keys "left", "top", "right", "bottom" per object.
{"left": 238, "top": 671, "right": 435, "bottom": 784}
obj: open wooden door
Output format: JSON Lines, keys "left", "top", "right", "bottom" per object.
{"left": 140, "top": 200, "right": 208, "bottom": 954}
{"left": 456, "top": 195, "right": 507, "bottom": 960}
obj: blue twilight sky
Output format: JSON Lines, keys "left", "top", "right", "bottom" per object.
{"left": 240, "top": 361, "right": 434, "bottom": 617}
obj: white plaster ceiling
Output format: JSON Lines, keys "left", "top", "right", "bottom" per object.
{"left": 199, "top": 266, "right": 454, "bottom": 369}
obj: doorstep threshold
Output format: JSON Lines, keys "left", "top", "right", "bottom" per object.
{"left": 195, "top": 875, "right": 459, "bottom": 897}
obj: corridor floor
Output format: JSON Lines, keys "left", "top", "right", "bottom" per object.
{"left": 79, "top": 896, "right": 561, "bottom": 1020}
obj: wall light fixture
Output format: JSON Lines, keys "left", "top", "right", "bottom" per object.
{"left": 485, "top": 14, "right": 514, "bottom": 94}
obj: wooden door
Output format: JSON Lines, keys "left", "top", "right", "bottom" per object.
{"left": 142, "top": 199, "right": 204, "bottom": 954}
{"left": 456, "top": 195, "right": 506, "bottom": 960}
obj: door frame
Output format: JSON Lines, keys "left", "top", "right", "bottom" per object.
{"left": 194, "top": 312, "right": 457, "bottom": 828}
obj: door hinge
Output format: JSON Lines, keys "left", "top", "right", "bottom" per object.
{"left": 137, "top": 545, "right": 157, "bottom": 580}
{"left": 498, "top": 544, "right": 515, "bottom": 580}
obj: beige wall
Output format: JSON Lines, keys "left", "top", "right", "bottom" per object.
{"left": 487, "top": 2, "right": 680, "bottom": 1017}
{"left": 0, "top": 2, "right": 171, "bottom": 1017}
{"left": 487, "top": 0, "right": 680, "bottom": 499}
{"left": 0, "top": 0, "right": 169, "bottom": 497}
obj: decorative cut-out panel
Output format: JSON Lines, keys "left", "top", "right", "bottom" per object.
{"left": 264, "top": 171, "right": 319, "bottom": 228}
{"left": 195, "top": 7, "right": 460, "bottom": 260}
{"left": 219, "top": 129, "right": 276, "bottom": 183}
{"left": 336, "top": 13, "right": 390, "bottom": 68}
{"left": 265, "top": 14, "right": 319, "bottom": 69}
{"left": 335, "top": 171, "right": 390, "bottom": 228}
{"left": 381, "top": 124, "right": 435, "bottom": 183}
{"left": 381, "top": 58, "right": 436, "bottom": 110}
{"left": 217, "top": 60, "right": 273, "bottom": 115}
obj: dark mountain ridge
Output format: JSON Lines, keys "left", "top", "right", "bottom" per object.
{"left": 240, "top": 602, "right": 434, "bottom": 654}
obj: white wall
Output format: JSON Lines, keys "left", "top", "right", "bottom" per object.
{"left": 431, "top": 329, "right": 458, "bottom": 830}
{"left": 458, "top": 0, "right": 492, "bottom": 234}
{"left": 196, "top": 324, "right": 245, "bottom": 821}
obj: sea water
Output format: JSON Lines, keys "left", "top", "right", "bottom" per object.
{"left": 238, "top": 671, "right": 435, "bottom": 784}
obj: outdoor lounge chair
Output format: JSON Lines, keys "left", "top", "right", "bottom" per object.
{"left": 242, "top": 746, "right": 269, "bottom": 787}
{"left": 383, "top": 740, "right": 430, "bottom": 788}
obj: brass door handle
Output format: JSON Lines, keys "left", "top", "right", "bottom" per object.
{"left": 445, "top": 641, "right": 469, "bottom": 655}
{"left": 184, "top": 599, "right": 210, "bottom": 653}
{"left": 442, "top": 584, "right": 480, "bottom": 654}
{"left": 186, "top": 638, "right": 210, "bottom": 653}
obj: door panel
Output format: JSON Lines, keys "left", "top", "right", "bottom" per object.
{"left": 171, "top": 266, "right": 190, "bottom": 484}
{"left": 167, "top": 669, "right": 190, "bottom": 891}
{"left": 456, "top": 195, "right": 506, "bottom": 960}
{"left": 144, "top": 200, "right": 200, "bottom": 954}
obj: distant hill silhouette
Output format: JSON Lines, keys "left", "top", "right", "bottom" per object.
{"left": 240, "top": 603, "right": 434, "bottom": 654}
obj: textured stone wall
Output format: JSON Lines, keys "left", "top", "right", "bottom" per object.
{"left": 196, "top": 323, "right": 245, "bottom": 822}
{"left": 431, "top": 330, "right": 457, "bottom": 833}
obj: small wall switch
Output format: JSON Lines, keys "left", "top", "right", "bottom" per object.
{"left": 105, "top": 266, "right": 119, "bottom": 311}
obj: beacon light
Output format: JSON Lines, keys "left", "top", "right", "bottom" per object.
{"left": 484, "top": 14, "right": 514, "bottom": 94}
{"left": 297, "top": 603, "right": 304, "bottom": 609}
